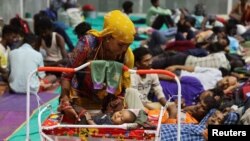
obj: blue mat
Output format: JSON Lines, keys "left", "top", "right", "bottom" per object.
{"left": 65, "top": 16, "right": 149, "bottom": 51}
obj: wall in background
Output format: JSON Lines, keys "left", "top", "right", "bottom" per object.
{"left": 0, "top": 0, "right": 47, "bottom": 24}
{"left": 77, "top": 0, "right": 236, "bottom": 14}
{"left": 0, "top": 0, "right": 238, "bottom": 24}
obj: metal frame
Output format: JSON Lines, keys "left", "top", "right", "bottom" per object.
{"left": 25, "top": 61, "right": 182, "bottom": 141}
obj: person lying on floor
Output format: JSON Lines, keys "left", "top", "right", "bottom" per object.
{"left": 165, "top": 91, "right": 222, "bottom": 123}
{"left": 161, "top": 109, "right": 227, "bottom": 141}
{"left": 152, "top": 40, "right": 230, "bottom": 70}
{"left": 159, "top": 65, "right": 239, "bottom": 95}
{"left": 120, "top": 90, "right": 222, "bottom": 125}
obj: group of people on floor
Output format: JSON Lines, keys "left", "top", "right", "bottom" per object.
{"left": 1, "top": 0, "right": 250, "bottom": 140}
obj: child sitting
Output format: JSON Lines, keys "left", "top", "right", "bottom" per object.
{"left": 84, "top": 109, "right": 136, "bottom": 125}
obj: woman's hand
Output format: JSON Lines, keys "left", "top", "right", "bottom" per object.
{"left": 58, "top": 100, "right": 80, "bottom": 121}
{"left": 65, "top": 108, "right": 80, "bottom": 121}
{"left": 85, "top": 112, "right": 92, "bottom": 121}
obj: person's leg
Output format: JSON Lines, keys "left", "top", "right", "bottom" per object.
{"left": 185, "top": 48, "right": 208, "bottom": 57}
{"left": 160, "top": 27, "right": 177, "bottom": 37}
{"left": 148, "top": 30, "right": 167, "bottom": 48}
{"left": 175, "top": 32, "right": 186, "bottom": 40}
{"left": 162, "top": 15, "right": 175, "bottom": 28}
{"left": 132, "top": 18, "right": 146, "bottom": 24}
{"left": 151, "top": 15, "right": 165, "bottom": 30}
{"left": 152, "top": 15, "right": 175, "bottom": 29}
{"left": 124, "top": 88, "right": 145, "bottom": 109}
{"left": 186, "top": 30, "right": 195, "bottom": 40}
{"left": 165, "top": 40, "right": 195, "bottom": 52}
{"left": 39, "top": 74, "right": 58, "bottom": 91}
{"left": 147, "top": 30, "right": 166, "bottom": 56}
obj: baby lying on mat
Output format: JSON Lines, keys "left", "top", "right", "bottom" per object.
{"left": 73, "top": 105, "right": 136, "bottom": 125}
{"left": 85, "top": 109, "right": 136, "bottom": 125}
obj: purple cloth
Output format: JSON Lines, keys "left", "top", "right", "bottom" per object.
{"left": 0, "top": 92, "right": 58, "bottom": 140}
{"left": 160, "top": 76, "right": 204, "bottom": 106}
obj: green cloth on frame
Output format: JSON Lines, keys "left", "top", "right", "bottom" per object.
{"left": 91, "top": 60, "right": 123, "bottom": 94}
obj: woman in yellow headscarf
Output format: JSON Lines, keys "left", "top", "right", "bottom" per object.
{"left": 59, "top": 10, "right": 136, "bottom": 121}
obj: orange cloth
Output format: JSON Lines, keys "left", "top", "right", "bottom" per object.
{"left": 166, "top": 112, "right": 198, "bottom": 124}
{"left": 147, "top": 110, "right": 198, "bottom": 124}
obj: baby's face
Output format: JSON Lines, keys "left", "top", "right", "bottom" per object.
{"left": 111, "top": 110, "right": 133, "bottom": 125}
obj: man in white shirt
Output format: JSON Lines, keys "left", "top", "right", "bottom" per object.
{"left": 125, "top": 47, "right": 167, "bottom": 110}
{"left": 8, "top": 34, "right": 46, "bottom": 94}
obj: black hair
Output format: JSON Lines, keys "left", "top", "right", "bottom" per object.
{"left": 219, "top": 67, "right": 230, "bottom": 77}
{"left": 151, "top": 0, "right": 158, "bottom": 5}
{"left": 207, "top": 35, "right": 230, "bottom": 53}
{"left": 35, "top": 17, "right": 53, "bottom": 35}
{"left": 2, "top": 24, "right": 19, "bottom": 37}
{"left": 33, "top": 11, "right": 50, "bottom": 35}
{"left": 225, "top": 19, "right": 238, "bottom": 36}
{"left": 37, "top": 17, "right": 53, "bottom": 30}
{"left": 74, "top": 22, "right": 91, "bottom": 38}
{"left": 9, "top": 16, "right": 31, "bottom": 36}
{"left": 212, "top": 26, "right": 225, "bottom": 34}
{"left": 223, "top": 36, "right": 230, "bottom": 46}
{"left": 204, "top": 95, "right": 221, "bottom": 110}
{"left": 194, "top": 3, "right": 206, "bottom": 16}
{"left": 133, "top": 47, "right": 151, "bottom": 63}
{"left": 210, "top": 87, "right": 225, "bottom": 101}
{"left": 218, "top": 99, "right": 234, "bottom": 111}
{"left": 23, "top": 33, "right": 40, "bottom": 45}
{"left": 101, "top": 94, "right": 117, "bottom": 113}
{"left": 62, "top": 2, "right": 76, "bottom": 11}
{"left": 122, "top": 1, "right": 133, "bottom": 11}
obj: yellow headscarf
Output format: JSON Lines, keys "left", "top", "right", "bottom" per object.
{"left": 87, "top": 10, "right": 136, "bottom": 44}
{"left": 87, "top": 10, "right": 135, "bottom": 98}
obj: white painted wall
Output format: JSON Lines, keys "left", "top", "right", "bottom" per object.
{"left": 0, "top": 0, "right": 240, "bottom": 24}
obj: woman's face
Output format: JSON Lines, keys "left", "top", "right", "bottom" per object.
{"left": 105, "top": 36, "right": 130, "bottom": 56}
